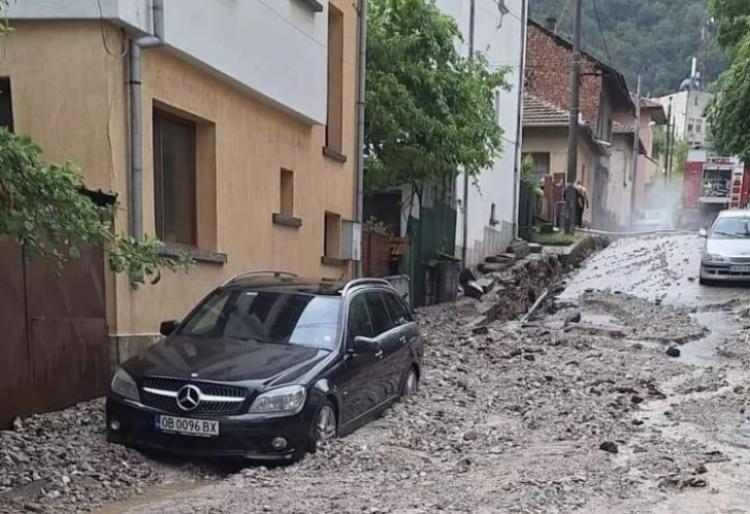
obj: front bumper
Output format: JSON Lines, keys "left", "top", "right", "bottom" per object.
{"left": 106, "top": 395, "right": 316, "bottom": 461}
{"left": 700, "top": 263, "right": 750, "bottom": 282}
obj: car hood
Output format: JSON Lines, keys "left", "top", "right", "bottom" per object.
{"left": 125, "top": 336, "right": 331, "bottom": 385}
{"left": 706, "top": 238, "right": 750, "bottom": 257}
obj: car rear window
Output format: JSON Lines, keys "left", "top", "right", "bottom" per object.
{"left": 180, "top": 289, "right": 341, "bottom": 350}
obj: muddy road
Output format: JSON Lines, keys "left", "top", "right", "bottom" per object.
{"left": 3, "top": 233, "right": 750, "bottom": 513}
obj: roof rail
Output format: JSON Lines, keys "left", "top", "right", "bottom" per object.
{"left": 341, "top": 278, "right": 393, "bottom": 296}
{"left": 221, "top": 270, "right": 299, "bottom": 287}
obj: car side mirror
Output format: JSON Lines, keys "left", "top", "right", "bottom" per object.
{"left": 350, "top": 335, "right": 381, "bottom": 355}
{"left": 699, "top": 228, "right": 707, "bottom": 238}
{"left": 159, "top": 320, "right": 179, "bottom": 336}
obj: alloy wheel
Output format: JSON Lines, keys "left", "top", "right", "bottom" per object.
{"left": 316, "top": 405, "right": 337, "bottom": 445}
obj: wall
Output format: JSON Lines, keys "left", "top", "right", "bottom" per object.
{"left": 521, "top": 126, "right": 598, "bottom": 225}
{"left": 0, "top": 4, "right": 358, "bottom": 345}
{"left": 603, "top": 133, "right": 634, "bottom": 229}
{"left": 437, "top": 0, "right": 525, "bottom": 265}
{"left": 525, "top": 22, "right": 603, "bottom": 129}
{"left": 6, "top": 0, "right": 328, "bottom": 124}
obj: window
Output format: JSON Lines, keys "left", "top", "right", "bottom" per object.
{"left": 280, "top": 168, "right": 294, "bottom": 217}
{"left": 0, "top": 78, "right": 13, "bottom": 131}
{"left": 153, "top": 108, "right": 197, "bottom": 246}
{"left": 364, "top": 292, "right": 391, "bottom": 336}
{"left": 324, "top": 211, "right": 342, "bottom": 258}
{"left": 180, "top": 290, "right": 341, "bottom": 350}
{"left": 325, "top": 4, "right": 344, "bottom": 155}
{"left": 383, "top": 293, "right": 412, "bottom": 326}
{"left": 696, "top": 120, "right": 703, "bottom": 134}
{"left": 347, "top": 294, "right": 374, "bottom": 344}
{"left": 687, "top": 118, "right": 695, "bottom": 133}
{"left": 525, "top": 153, "right": 550, "bottom": 182}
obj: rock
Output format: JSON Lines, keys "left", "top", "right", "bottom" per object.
{"left": 485, "top": 254, "right": 516, "bottom": 265}
{"left": 599, "top": 441, "right": 619, "bottom": 454}
{"left": 471, "top": 326, "right": 489, "bottom": 335}
{"left": 695, "top": 464, "right": 708, "bottom": 474}
{"left": 685, "top": 477, "right": 708, "bottom": 488}
{"left": 23, "top": 504, "right": 43, "bottom": 513}
{"left": 523, "top": 354, "right": 536, "bottom": 362}
{"left": 666, "top": 347, "right": 681, "bottom": 358}
{"left": 463, "top": 431, "right": 480, "bottom": 441}
{"left": 478, "top": 262, "right": 511, "bottom": 274}
{"left": 733, "top": 385, "right": 744, "bottom": 394}
{"left": 631, "top": 395, "right": 644, "bottom": 405}
{"left": 12, "top": 417, "right": 23, "bottom": 431}
{"left": 528, "top": 243, "right": 543, "bottom": 254}
{"left": 565, "top": 312, "right": 582, "bottom": 324}
{"left": 507, "top": 241, "right": 530, "bottom": 259}
{"left": 631, "top": 419, "right": 644, "bottom": 426}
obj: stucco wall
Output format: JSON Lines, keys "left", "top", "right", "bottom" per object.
{"left": 6, "top": 0, "right": 329, "bottom": 123}
{"left": 0, "top": 7, "right": 358, "bottom": 339}
{"left": 438, "top": 0, "right": 525, "bottom": 265}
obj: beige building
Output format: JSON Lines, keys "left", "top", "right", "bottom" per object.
{"left": 522, "top": 94, "right": 603, "bottom": 226}
{"left": 1, "top": 0, "right": 361, "bottom": 357}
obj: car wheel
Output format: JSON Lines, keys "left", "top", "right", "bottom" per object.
{"left": 402, "top": 367, "right": 419, "bottom": 397}
{"left": 308, "top": 401, "right": 337, "bottom": 453}
{"left": 699, "top": 276, "right": 713, "bottom": 286}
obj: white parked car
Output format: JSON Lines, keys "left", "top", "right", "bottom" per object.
{"left": 699, "top": 210, "right": 750, "bottom": 285}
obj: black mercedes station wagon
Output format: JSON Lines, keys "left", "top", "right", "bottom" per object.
{"left": 106, "top": 272, "right": 423, "bottom": 462}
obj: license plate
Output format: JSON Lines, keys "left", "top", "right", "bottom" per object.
{"left": 156, "top": 415, "right": 219, "bottom": 437}
{"left": 731, "top": 265, "right": 750, "bottom": 273}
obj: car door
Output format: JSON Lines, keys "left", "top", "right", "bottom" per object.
{"left": 362, "top": 291, "right": 400, "bottom": 404}
{"left": 338, "top": 293, "right": 380, "bottom": 428}
{"left": 381, "top": 292, "right": 417, "bottom": 397}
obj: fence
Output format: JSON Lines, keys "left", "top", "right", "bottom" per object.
{"left": 518, "top": 181, "right": 537, "bottom": 241}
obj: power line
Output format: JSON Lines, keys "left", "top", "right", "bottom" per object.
{"left": 590, "top": 0, "right": 613, "bottom": 64}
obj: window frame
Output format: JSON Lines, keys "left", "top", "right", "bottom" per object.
{"left": 153, "top": 107, "right": 198, "bottom": 247}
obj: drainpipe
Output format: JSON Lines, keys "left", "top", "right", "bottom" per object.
{"left": 355, "top": 0, "right": 368, "bottom": 277}
{"left": 511, "top": 0, "right": 528, "bottom": 239}
{"left": 129, "top": 0, "right": 164, "bottom": 241}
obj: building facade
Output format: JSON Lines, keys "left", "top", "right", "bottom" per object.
{"left": 1, "top": 0, "right": 360, "bottom": 357}
{"left": 657, "top": 90, "right": 713, "bottom": 149}
{"left": 523, "top": 18, "right": 635, "bottom": 229}
{"left": 436, "top": 0, "right": 527, "bottom": 266}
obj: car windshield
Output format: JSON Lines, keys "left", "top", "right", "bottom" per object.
{"left": 710, "top": 217, "right": 750, "bottom": 239}
{"left": 179, "top": 289, "right": 341, "bottom": 350}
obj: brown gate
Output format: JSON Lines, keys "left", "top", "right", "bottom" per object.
{"left": 0, "top": 242, "right": 109, "bottom": 428}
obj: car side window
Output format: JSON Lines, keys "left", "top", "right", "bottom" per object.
{"left": 364, "top": 292, "right": 392, "bottom": 336}
{"left": 383, "top": 293, "right": 412, "bottom": 326}
{"left": 347, "top": 294, "right": 374, "bottom": 345}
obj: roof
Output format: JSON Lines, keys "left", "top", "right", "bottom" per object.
{"left": 528, "top": 19, "right": 635, "bottom": 113}
{"left": 523, "top": 93, "right": 573, "bottom": 127}
{"left": 523, "top": 93, "right": 608, "bottom": 156}
{"left": 639, "top": 97, "right": 667, "bottom": 124}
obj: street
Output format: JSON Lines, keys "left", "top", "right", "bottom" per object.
{"left": 4, "top": 233, "right": 750, "bottom": 513}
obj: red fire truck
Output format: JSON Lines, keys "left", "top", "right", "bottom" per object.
{"left": 683, "top": 153, "right": 750, "bottom": 219}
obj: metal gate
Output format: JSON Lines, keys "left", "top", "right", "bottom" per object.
{"left": 0, "top": 242, "right": 109, "bottom": 428}
{"left": 518, "top": 181, "right": 536, "bottom": 241}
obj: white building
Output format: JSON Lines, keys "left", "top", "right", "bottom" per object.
{"left": 656, "top": 90, "right": 713, "bottom": 150}
{"left": 436, "top": 0, "right": 527, "bottom": 266}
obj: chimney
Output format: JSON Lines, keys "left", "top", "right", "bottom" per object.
{"left": 544, "top": 17, "right": 557, "bottom": 33}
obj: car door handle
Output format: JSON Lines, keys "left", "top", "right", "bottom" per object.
{"left": 398, "top": 335, "right": 407, "bottom": 344}
{"left": 375, "top": 349, "right": 384, "bottom": 359}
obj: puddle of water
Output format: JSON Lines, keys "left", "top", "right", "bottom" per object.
{"left": 678, "top": 311, "right": 739, "bottom": 367}
{"left": 94, "top": 480, "right": 212, "bottom": 514}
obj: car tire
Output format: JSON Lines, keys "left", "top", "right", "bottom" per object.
{"left": 307, "top": 400, "right": 337, "bottom": 454}
{"left": 699, "top": 276, "right": 713, "bottom": 286}
{"left": 401, "top": 366, "right": 419, "bottom": 397}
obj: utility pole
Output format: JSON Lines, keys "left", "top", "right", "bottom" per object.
{"left": 668, "top": 115, "right": 677, "bottom": 180}
{"left": 629, "top": 75, "right": 642, "bottom": 226}
{"left": 564, "top": 0, "right": 582, "bottom": 233}
{"left": 461, "top": 0, "right": 475, "bottom": 265}
{"left": 664, "top": 96, "right": 673, "bottom": 182}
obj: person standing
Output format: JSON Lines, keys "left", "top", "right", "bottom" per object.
{"left": 575, "top": 181, "right": 589, "bottom": 227}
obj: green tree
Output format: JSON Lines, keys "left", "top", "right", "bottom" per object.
{"left": 0, "top": 129, "right": 192, "bottom": 289}
{"left": 707, "top": 0, "right": 750, "bottom": 159}
{"left": 364, "top": 0, "right": 509, "bottom": 203}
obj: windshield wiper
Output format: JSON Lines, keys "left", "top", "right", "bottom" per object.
{"left": 712, "top": 230, "right": 741, "bottom": 238}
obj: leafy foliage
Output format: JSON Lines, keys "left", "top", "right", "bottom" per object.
{"left": 707, "top": 0, "right": 750, "bottom": 159}
{"left": 364, "top": 0, "right": 509, "bottom": 198}
{"left": 0, "top": 129, "right": 192, "bottom": 289}
{"left": 530, "top": 0, "right": 728, "bottom": 96}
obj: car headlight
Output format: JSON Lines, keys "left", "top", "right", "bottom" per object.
{"left": 110, "top": 368, "right": 140, "bottom": 402}
{"left": 703, "top": 253, "right": 727, "bottom": 264}
{"left": 248, "top": 385, "right": 306, "bottom": 416}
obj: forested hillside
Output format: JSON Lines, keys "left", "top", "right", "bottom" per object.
{"left": 529, "top": 0, "right": 728, "bottom": 96}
